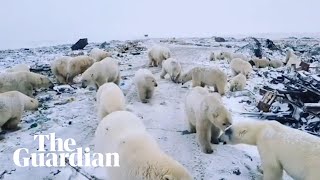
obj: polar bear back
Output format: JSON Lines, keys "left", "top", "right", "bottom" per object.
{"left": 230, "top": 58, "right": 252, "bottom": 77}
{"left": 162, "top": 58, "right": 182, "bottom": 77}
{"left": 6, "top": 64, "right": 30, "bottom": 73}
{"left": 193, "top": 67, "right": 227, "bottom": 85}
{"left": 89, "top": 48, "right": 111, "bottom": 62}
{"left": 96, "top": 83, "right": 126, "bottom": 120}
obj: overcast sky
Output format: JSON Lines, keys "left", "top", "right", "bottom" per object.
{"left": 0, "top": 0, "right": 319, "bottom": 49}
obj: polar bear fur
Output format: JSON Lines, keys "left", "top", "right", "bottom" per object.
{"left": 209, "top": 51, "right": 222, "bottom": 61}
{"left": 0, "top": 72, "right": 54, "bottom": 97}
{"left": 285, "top": 49, "right": 301, "bottom": 68}
{"left": 160, "top": 58, "right": 182, "bottom": 83}
{"left": 0, "top": 91, "right": 38, "bottom": 135}
{"left": 148, "top": 45, "right": 171, "bottom": 67}
{"left": 89, "top": 48, "right": 111, "bottom": 61}
{"left": 134, "top": 69, "right": 157, "bottom": 103}
{"left": 81, "top": 57, "right": 120, "bottom": 90}
{"left": 216, "top": 51, "right": 248, "bottom": 62}
{"left": 96, "top": 82, "right": 125, "bottom": 120}
{"left": 6, "top": 64, "right": 30, "bottom": 72}
{"left": 184, "top": 87, "right": 232, "bottom": 154}
{"left": 51, "top": 55, "right": 95, "bottom": 84}
{"left": 229, "top": 73, "right": 246, "bottom": 92}
{"left": 94, "top": 111, "right": 193, "bottom": 180}
{"left": 269, "top": 59, "right": 283, "bottom": 68}
{"left": 219, "top": 120, "right": 320, "bottom": 180}
{"left": 180, "top": 67, "right": 227, "bottom": 95}
{"left": 230, "top": 58, "right": 253, "bottom": 78}
{"left": 250, "top": 58, "right": 270, "bottom": 68}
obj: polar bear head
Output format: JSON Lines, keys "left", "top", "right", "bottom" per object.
{"left": 219, "top": 120, "right": 271, "bottom": 146}
{"left": 180, "top": 69, "right": 193, "bottom": 85}
{"left": 203, "top": 96, "right": 232, "bottom": 131}
{"left": 18, "top": 92, "right": 39, "bottom": 110}
{"left": 28, "top": 72, "right": 54, "bottom": 89}
{"left": 145, "top": 75, "right": 158, "bottom": 87}
{"left": 162, "top": 48, "right": 171, "bottom": 60}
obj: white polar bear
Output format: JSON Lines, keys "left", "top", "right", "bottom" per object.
{"left": 216, "top": 51, "right": 248, "bottom": 62}
{"left": 51, "top": 55, "right": 95, "bottom": 84}
{"left": 6, "top": 64, "right": 30, "bottom": 72}
{"left": 0, "top": 71, "right": 54, "bottom": 97}
{"left": 96, "top": 82, "right": 126, "bottom": 120}
{"left": 148, "top": 45, "right": 171, "bottom": 67}
{"left": 94, "top": 111, "right": 193, "bottom": 180}
{"left": 89, "top": 48, "right": 111, "bottom": 62}
{"left": 229, "top": 73, "right": 246, "bottom": 92}
{"left": 219, "top": 120, "right": 320, "bottom": 180}
{"left": 250, "top": 58, "right": 270, "bottom": 68}
{"left": 160, "top": 58, "right": 182, "bottom": 83}
{"left": 81, "top": 57, "right": 120, "bottom": 90}
{"left": 180, "top": 67, "right": 227, "bottom": 95}
{"left": 0, "top": 91, "right": 38, "bottom": 138}
{"left": 285, "top": 49, "right": 301, "bottom": 68}
{"left": 209, "top": 51, "right": 222, "bottom": 61}
{"left": 134, "top": 69, "right": 157, "bottom": 103}
{"left": 230, "top": 58, "right": 253, "bottom": 78}
{"left": 184, "top": 87, "right": 232, "bottom": 154}
{"left": 269, "top": 59, "right": 283, "bottom": 68}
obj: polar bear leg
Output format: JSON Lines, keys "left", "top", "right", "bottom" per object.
{"left": 215, "top": 82, "right": 225, "bottom": 95}
{"left": 24, "top": 84, "right": 34, "bottom": 97}
{"left": 262, "top": 158, "right": 283, "bottom": 180}
{"left": 196, "top": 119, "right": 213, "bottom": 154}
{"left": 138, "top": 87, "right": 148, "bottom": 103}
{"left": 56, "top": 75, "right": 67, "bottom": 84}
{"left": 145, "top": 88, "right": 154, "bottom": 99}
{"left": 192, "top": 79, "right": 201, "bottom": 87}
{"left": 160, "top": 68, "right": 167, "bottom": 79}
{"left": 114, "top": 74, "right": 121, "bottom": 85}
{"left": 2, "top": 116, "right": 21, "bottom": 131}
{"left": 210, "top": 125, "right": 221, "bottom": 144}
{"left": 185, "top": 110, "right": 196, "bottom": 133}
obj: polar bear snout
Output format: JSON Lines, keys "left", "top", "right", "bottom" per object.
{"left": 219, "top": 127, "right": 233, "bottom": 144}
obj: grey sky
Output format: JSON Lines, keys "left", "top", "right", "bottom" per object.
{"left": 0, "top": 0, "right": 319, "bottom": 49}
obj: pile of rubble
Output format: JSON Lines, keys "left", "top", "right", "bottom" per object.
{"left": 115, "top": 40, "right": 147, "bottom": 55}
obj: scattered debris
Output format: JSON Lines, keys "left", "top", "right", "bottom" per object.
{"left": 214, "top": 37, "right": 226, "bottom": 42}
{"left": 71, "top": 38, "right": 88, "bottom": 51}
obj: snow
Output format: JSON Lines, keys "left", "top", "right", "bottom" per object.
{"left": 0, "top": 37, "right": 308, "bottom": 180}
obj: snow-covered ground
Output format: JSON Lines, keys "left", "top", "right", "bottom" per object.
{"left": 2, "top": 36, "right": 319, "bottom": 180}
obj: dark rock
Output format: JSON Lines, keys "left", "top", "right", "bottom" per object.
{"left": 130, "top": 51, "right": 140, "bottom": 55}
{"left": 266, "top": 39, "right": 279, "bottom": 51}
{"left": 68, "top": 121, "right": 72, "bottom": 125}
{"left": 310, "top": 46, "right": 320, "bottom": 56}
{"left": 226, "top": 45, "right": 232, "bottom": 48}
{"left": 100, "top": 42, "right": 108, "bottom": 49}
{"left": 71, "top": 38, "right": 88, "bottom": 50}
{"left": 232, "top": 168, "right": 241, "bottom": 175}
{"left": 29, "top": 123, "right": 38, "bottom": 129}
{"left": 144, "top": 34, "right": 149, "bottom": 37}
{"left": 214, "top": 37, "right": 226, "bottom": 42}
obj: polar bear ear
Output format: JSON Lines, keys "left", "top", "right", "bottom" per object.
{"left": 163, "top": 175, "right": 173, "bottom": 180}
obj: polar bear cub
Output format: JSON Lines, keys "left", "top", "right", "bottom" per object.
{"left": 148, "top": 45, "right": 171, "bottom": 67}
{"left": 81, "top": 57, "right": 120, "bottom": 90}
{"left": 184, "top": 87, "right": 232, "bottom": 154}
{"left": 160, "top": 58, "right": 182, "bottom": 83}
{"left": 51, "top": 55, "right": 95, "bottom": 84}
{"left": 94, "top": 111, "right": 193, "bottom": 180}
{"left": 96, "top": 82, "right": 126, "bottom": 120}
{"left": 89, "top": 48, "right": 111, "bottom": 61}
{"left": 216, "top": 51, "right": 248, "bottom": 62}
{"left": 6, "top": 64, "right": 30, "bottom": 72}
{"left": 285, "top": 49, "right": 301, "bottom": 68}
{"left": 0, "top": 71, "right": 54, "bottom": 97}
{"left": 229, "top": 73, "right": 246, "bottom": 92}
{"left": 134, "top": 69, "right": 157, "bottom": 103}
{"left": 230, "top": 58, "right": 253, "bottom": 78}
{"left": 219, "top": 120, "right": 320, "bottom": 180}
{"left": 0, "top": 91, "right": 38, "bottom": 138}
{"left": 180, "top": 67, "right": 227, "bottom": 95}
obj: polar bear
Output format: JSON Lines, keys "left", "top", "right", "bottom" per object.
{"left": 216, "top": 51, "right": 248, "bottom": 62}
{"left": 0, "top": 91, "right": 39, "bottom": 137}
{"left": 0, "top": 72, "right": 54, "bottom": 97}
{"left": 230, "top": 58, "right": 253, "bottom": 78}
{"left": 180, "top": 67, "right": 227, "bottom": 95}
{"left": 134, "top": 69, "right": 157, "bottom": 103}
{"left": 249, "top": 58, "right": 270, "bottom": 68}
{"left": 209, "top": 51, "right": 222, "bottom": 61}
{"left": 285, "top": 49, "right": 301, "bottom": 68}
{"left": 229, "top": 73, "right": 246, "bottom": 92}
{"left": 89, "top": 48, "right": 111, "bottom": 62}
{"left": 81, "top": 57, "right": 120, "bottom": 90}
{"left": 160, "top": 58, "right": 182, "bottom": 83}
{"left": 269, "top": 59, "right": 283, "bottom": 68}
{"left": 94, "top": 111, "right": 193, "bottom": 180}
{"left": 51, "top": 55, "right": 95, "bottom": 84}
{"left": 184, "top": 87, "right": 232, "bottom": 154}
{"left": 148, "top": 45, "right": 171, "bottom": 67}
{"left": 96, "top": 82, "right": 126, "bottom": 120}
{"left": 6, "top": 64, "right": 30, "bottom": 72}
{"left": 219, "top": 120, "right": 320, "bottom": 180}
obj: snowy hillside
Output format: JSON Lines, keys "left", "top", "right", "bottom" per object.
{"left": 1, "top": 36, "right": 320, "bottom": 180}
